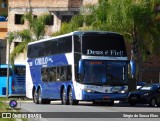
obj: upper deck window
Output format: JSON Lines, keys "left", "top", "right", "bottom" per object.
{"left": 27, "top": 36, "right": 72, "bottom": 58}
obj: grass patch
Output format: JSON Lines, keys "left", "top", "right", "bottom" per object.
{"left": 0, "top": 97, "right": 16, "bottom": 121}
{"left": 0, "top": 97, "right": 27, "bottom": 121}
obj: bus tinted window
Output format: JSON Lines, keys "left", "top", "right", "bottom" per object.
{"left": 41, "top": 66, "right": 72, "bottom": 82}
{"left": 0, "top": 68, "right": 12, "bottom": 76}
{"left": 28, "top": 36, "right": 72, "bottom": 58}
{"left": 14, "top": 66, "right": 26, "bottom": 76}
{"left": 82, "top": 35, "right": 127, "bottom": 57}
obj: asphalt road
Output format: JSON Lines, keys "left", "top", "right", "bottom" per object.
{"left": 16, "top": 100, "right": 160, "bottom": 121}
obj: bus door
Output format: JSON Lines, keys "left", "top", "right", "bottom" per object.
{"left": 10, "top": 66, "right": 26, "bottom": 96}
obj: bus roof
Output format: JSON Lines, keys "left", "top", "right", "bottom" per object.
{"left": 28, "top": 31, "right": 122, "bottom": 45}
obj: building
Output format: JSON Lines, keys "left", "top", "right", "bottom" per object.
{"left": 7, "top": 0, "right": 98, "bottom": 64}
{"left": 0, "top": 0, "right": 8, "bottom": 16}
{"left": 0, "top": 0, "right": 8, "bottom": 65}
{"left": 8, "top": 0, "right": 98, "bottom": 34}
{"left": 0, "top": 21, "right": 7, "bottom": 64}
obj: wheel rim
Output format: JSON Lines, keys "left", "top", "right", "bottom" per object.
{"left": 38, "top": 89, "right": 42, "bottom": 104}
{"left": 34, "top": 91, "right": 37, "bottom": 103}
{"left": 69, "top": 90, "right": 73, "bottom": 105}
{"left": 62, "top": 90, "right": 67, "bottom": 104}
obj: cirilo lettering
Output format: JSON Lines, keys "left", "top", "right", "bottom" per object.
{"left": 35, "top": 57, "right": 48, "bottom": 65}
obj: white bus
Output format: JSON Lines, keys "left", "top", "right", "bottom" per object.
{"left": 26, "top": 31, "right": 129, "bottom": 105}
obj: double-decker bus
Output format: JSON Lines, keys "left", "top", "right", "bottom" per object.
{"left": 0, "top": 64, "right": 26, "bottom": 97}
{"left": 26, "top": 31, "right": 129, "bottom": 105}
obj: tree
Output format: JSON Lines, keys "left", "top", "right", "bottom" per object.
{"left": 7, "top": 13, "right": 51, "bottom": 65}
{"left": 91, "top": 0, "right": 160, "bottom": 59}
{"left": 54, "top": 0, "right": 160, "bottom": 79}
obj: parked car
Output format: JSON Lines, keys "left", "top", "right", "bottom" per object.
{"left": 127, "top": 83, "right": 160, "bottom": 107}
{"left": 137, "top": 81, "right": 146, "bottom": 89}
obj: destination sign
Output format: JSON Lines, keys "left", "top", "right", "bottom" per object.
{"left": 86, "top": 49, "right": 124, "bottom": 56}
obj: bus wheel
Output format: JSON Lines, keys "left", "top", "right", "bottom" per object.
{"left": 33, "top": 90, "right": 39, "bottom": 104}
{"left": 37, "top": 89, "right": 50, "bottom": 104}
{"left": 38, "top": 89, "right": 50, "bottom": 104}
{"left": 69, "top": 88, "right": 78, "bottom": 105}
{"left": 62, "top": 89, "right": 69, "bottom": 105}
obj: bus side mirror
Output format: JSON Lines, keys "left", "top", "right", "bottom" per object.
{"left": 130, "top": 60, "right": 136, "bottom": 78}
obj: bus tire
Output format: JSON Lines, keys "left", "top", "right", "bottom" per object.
{"left": 62, "top": 89, "right": 69, "bottom": 105}
{"left": 69, "top": 88, "right": 78, "bottom": 105}
{"left": 38, "top": 88, "right": 50, "bottom": 104}
{"left": 33, "top": 90, "right": 39, "bottom": 104}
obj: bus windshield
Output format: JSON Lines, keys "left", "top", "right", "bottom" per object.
{"left": 79, "top": 61, "right": 127, "bottom": 85}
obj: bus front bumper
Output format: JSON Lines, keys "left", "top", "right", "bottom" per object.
{"left": 82, "top": 91, "right": 128, "bottom": 101}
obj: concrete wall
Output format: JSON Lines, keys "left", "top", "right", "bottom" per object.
{"left": 8, "top": 0, "right": 86, "bottom": 34}
{"left": 0, "top": 40, "right": 6, "bottom": 64}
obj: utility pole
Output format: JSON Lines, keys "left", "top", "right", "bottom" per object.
{"left": 6, "top": 33, "right": 10, "bottom": 98}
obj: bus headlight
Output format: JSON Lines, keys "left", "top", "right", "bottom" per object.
{"left": 120, "top": 90, "right": 127, "bottom": 93}
{"left": 84, "top": 89, "right": 95, "bottom": 93}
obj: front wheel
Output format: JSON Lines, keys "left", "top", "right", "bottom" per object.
{"left": 69, "top": 88, "right": 78, "bottom": 105}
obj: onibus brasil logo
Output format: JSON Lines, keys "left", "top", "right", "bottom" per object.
{"left": 9, "top": 100, "right": 18, "bottom": 109}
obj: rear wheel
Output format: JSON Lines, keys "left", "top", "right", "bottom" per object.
{"left": 33, "top": 90, "right": 38, "bottom": 104}
{"left": 69, "top": 88, "right": 78, "bottom": 105}
{"left": 38, "top": 89, "right": 50, "bottom": 104}
{"left": 149, "top": 98, "right": 156, "bottom": 107}
{"left": 62, "top": 89, "right": 69, "bottom": 105}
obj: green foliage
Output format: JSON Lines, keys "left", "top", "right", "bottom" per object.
{"left": 53, "top": 14, "right": 84, "bottom": 36}
{"left": 23, "top": 12, "right": 51, "bottom": 40}
{"left": 10, "top": 41, "right": 28, "bottom": 66}
{"left": 0, "top": 12, "right": 7, "bottom": 18}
